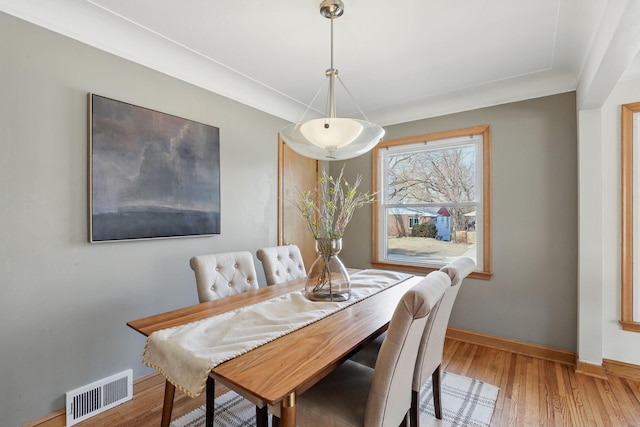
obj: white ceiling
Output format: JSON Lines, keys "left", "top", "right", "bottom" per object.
{"left": 2, "top": 0, "right": 640, "bottom": 125}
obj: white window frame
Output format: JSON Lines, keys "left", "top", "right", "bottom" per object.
{"left": 372, "top": 125, "right": 492, "bottom": 279}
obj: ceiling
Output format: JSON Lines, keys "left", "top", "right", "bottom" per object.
{"left": 2, "top": 0, "right": 640, "bottom": 126}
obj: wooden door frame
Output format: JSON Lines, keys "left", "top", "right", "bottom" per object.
{"left": 277, "top": 136, "right": 319, "bottom": 245}
{"left": 277, "top": 135, "right": 285, "bottom": 245}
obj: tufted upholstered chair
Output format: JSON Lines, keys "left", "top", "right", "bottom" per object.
{"left": 350, "top": 257, "right": 476, "bottom": 427}
{"left": 189, "top": 251, "right": 259, "bottom": 303}
{"left": 189, "top": 251, "right": 267, "bottom": 427}
{"left": 270, "top": 271, "right": 451, "bottom": 427}
{"left": 256, "top": 245, "right": 306, "bottom": 286}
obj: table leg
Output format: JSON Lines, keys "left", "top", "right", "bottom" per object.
{"left": 206, "top": 376, "right": 215, "bottom": 427}
{"left": 161, "top": 380, "right": 175, "bottom": 427}
{"left": 279, "top": 392, "right": 296, "bottom": 427}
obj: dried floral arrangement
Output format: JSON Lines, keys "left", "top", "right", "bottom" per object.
{"left": 292, "top": 166, "right": 375, "bottom": 240}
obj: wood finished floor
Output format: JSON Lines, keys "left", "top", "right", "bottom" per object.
{"left": 58, "top": 338, "right": 640, "bottom": 427}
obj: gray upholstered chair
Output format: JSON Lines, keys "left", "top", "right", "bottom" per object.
{"left": 256, "top": 244, "right": 306, "bottom": 286}
{"left": 189, "top": 251, "right": 259, "bottom": 303}
{"left": 350, "top": 257, "right": 476, "bottom": 427}
{"left": 189, "top": 251, "right": 266, "bottom": 427}
{"left": 270, "top": 271, "right": 451, "bottom": 427}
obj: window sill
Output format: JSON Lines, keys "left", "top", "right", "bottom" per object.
{"left": 370, "top": 261, "right": 492, "bottom": 280}
{"left": 620, "top": 321, "right": 640, "bottom": 333}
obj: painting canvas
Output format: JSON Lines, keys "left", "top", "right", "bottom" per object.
{"left": 89, "top": 94, "right": 220, "bottom": 242}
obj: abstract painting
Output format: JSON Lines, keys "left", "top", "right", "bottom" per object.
{"left": 89, "top": 94, "right": 220, "bottom": 242}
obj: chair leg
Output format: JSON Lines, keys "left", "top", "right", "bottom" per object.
{"left": 432, "top": 364, "right": 442, "bottom": 420}
{"left": 410, "top": 389, "right": 419, "bottom": 427}
{"left": 256, "top": 405, "right": 268, "bottom": 427}
{"left": 206, "top": 376, "right": 215, "bottom": 427}
{"left": 399, "top": 411, "right": 409, "bottom": 427}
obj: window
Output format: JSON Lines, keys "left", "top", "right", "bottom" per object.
{"left": 621, "top": 102, "right": 640, "bottom": 331}
{"left": 372, "top": 125, "right": 492, "bottom": 279}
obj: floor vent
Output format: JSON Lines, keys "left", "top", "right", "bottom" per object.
{"left": 65, "top": 369, "right": 133, "bottom": 426}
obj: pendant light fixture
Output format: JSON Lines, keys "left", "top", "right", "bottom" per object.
{"left": 279, "top": 0, "right": 385, "bottom": 161}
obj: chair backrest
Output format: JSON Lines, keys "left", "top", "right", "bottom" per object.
{"left": 256, "top": 245, "right": 306, "bottom": 286}
{"left": 189, "top": 251, "right": 259, "bottom": 302}
{"left": 412, "top": 257, "right": 476, "bottom": 391}
{"left": 365, "top": 272, "right": 450, "bottom": 427}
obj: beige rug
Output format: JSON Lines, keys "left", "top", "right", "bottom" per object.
{"left": 170, "top": 371, "right": 499, "bottom": 427}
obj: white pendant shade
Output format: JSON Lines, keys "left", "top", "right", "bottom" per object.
{"left": 281, "top": 118, "right": 385, "bottom": 160}
{"left": 279, "top": 0, "right": 385, "bottom": 161}
{"left": 301, "top": 118, "right": 363, "bottom": 150}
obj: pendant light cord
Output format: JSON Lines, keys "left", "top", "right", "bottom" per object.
{"left": 326, "top": 17, "right": 336, "bottom": 125}
{"left": 326, "top": 13, "right": 371, "bottom": 123}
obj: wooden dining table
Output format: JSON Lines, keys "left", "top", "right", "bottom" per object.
{"left": 127, "top": 273, "right": 422, "bottom": 427}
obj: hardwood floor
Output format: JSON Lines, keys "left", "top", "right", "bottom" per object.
{"left": 31, "top": 338, "right": 640, "bottom": 427}
{"left": 442, "top": 339, "right": 640, "bottom": 426}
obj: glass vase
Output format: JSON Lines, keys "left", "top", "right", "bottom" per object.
{"left": 305, "top": 237, "right": 351, "bottom": 302}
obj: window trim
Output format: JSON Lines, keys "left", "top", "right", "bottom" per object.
{"left": 621, "top": 102, "right": 640, "bottom": 332}
{"left": 371, "top": 125, "right": 492, "bottom": 280}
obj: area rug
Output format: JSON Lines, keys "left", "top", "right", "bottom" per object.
{"left": 170, "top": 371, "right": 499, "bottom": 427}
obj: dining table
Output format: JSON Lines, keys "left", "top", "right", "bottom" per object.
{"left": 127, "top": 270, "right": 422, "bottom": 427}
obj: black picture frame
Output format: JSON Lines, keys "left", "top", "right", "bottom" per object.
{"left": 88, "top": 94, "right": 220, "bottom": 242}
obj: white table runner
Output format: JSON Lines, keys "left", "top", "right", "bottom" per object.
{"left": 142, "top": 269, "right": 412, "bottom": 397}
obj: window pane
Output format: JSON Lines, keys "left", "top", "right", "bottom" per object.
{"left": 384, "top": 206, "right": 477, "bottom": 265}
{"left": 385, "top": 144, "right": 476, "bottom": 205}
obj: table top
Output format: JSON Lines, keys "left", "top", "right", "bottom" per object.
{"left": 212, "top": 275, "right": 421, "bottom": 405}
{"left": 127, "top": 280, "right": 305, "bottom": 337}
{"left": 127, "top": 274, "right": 422, "bottom": 406}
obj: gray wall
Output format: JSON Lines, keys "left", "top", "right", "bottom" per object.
{"left": 0, "top": 13, "right": 286, "bottom": 426}
{"left": 337, "top": 92, "right": 578, "bottom": 353}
